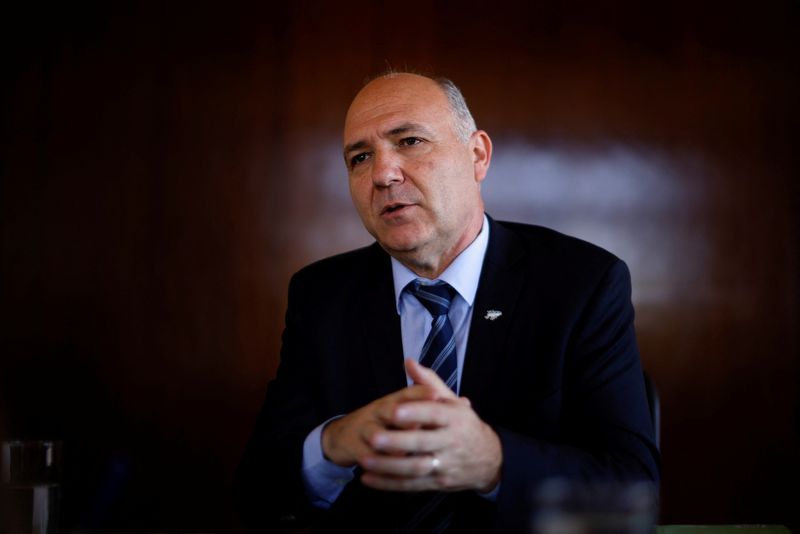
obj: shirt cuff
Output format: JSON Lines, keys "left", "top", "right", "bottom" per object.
{"left": 301, "top": 416, "right": 356, "bottom": 509}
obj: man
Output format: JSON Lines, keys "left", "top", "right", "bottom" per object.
{"left": 235, "top": 72, "right": 660, "bottom": 532}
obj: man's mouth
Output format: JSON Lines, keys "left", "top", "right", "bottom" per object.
{"left": 381, "top": 202, "right": 412, "bottom": 215}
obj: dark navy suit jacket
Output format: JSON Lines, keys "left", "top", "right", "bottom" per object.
{"left": 235, "top": 217, "right": 660, "bottom": 532}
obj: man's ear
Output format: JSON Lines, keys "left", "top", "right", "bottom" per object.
{"left": 470, "top": 130, "right": 493, "bottom": 183}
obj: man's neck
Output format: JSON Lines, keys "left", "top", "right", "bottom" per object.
{"left": 397, "top": 213, "right": 485, "bottom": 280}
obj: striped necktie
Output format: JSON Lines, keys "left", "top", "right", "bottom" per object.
{"left": 408, "top": 280, "right": 458, "bottom": 393}
{"left": 399, "top": 281, "right": 460, "bottom": 532}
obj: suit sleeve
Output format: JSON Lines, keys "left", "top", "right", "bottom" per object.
{"left": 494, "top": 259, "right": 660, "bottom": 529}
{"left": 233, "top": 273, "right": 320, "bottom": 532}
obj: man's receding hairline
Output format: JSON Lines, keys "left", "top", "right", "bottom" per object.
{"left": 360, "top": 69, "right": 478, "bottom": 143}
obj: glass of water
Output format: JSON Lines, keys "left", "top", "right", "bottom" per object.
{"left": 530, "top": 478, "right": 658, "bottom": 534}
{"left": 0, "top": 440, "right": 62, "bottom": 534}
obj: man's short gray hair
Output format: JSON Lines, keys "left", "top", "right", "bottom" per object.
{"left": 367, "top": 70, "right": 478, "bottom": 144}
{"left": 433, "top": 77, "right": 478, "bottom": 143}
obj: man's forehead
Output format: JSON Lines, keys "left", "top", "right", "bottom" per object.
{"left": 350, "top": 73, "right": 448, "bottom": 112}
{"left": 353, "top": 73, "right": 442, "bottom": 102}
{"left": 344, "top": 75, "right": 451, "bottom": 142}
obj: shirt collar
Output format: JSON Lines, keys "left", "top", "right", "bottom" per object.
{"left": 391, "top": 214, "right": 490, "bottom": 314}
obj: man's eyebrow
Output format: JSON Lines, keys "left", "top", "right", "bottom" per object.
{"left": 344, "top": 140, "right": 367, "bottom": 156}
{"left": 343, "top": 123, "right": 433, "bottom": 157}
{"left": 386, "top": 122, "right": 431, "bottom": 137}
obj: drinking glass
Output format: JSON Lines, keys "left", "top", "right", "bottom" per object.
{"left": 530, "top": 478, "right": 658, "bottom": 534}
{"left": 0, "top": 440, "right": 62, "bottom": 534}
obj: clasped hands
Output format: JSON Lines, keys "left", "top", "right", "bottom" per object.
{"left": 322, "top": 359, "right": 502, "bottom": 494}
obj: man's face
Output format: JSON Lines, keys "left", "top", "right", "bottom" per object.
{"left": 343, "top": 74, "right": 490, "bottom": 271}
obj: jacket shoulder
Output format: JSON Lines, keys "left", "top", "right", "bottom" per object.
{"left": 289, "top": 242, "right": 386, "bottom": 289}
{"left": 494, "top": 220, "right": 620, "bottom": 267}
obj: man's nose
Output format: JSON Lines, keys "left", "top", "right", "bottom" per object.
{"left": 371, "top": 151, "right": 404, "bottom": 188}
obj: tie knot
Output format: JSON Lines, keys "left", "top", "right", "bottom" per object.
{"left": 409, "top": 280, "right": 456, "bottom": 317}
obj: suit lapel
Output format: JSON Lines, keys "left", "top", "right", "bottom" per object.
{"left": 356, "top": 220, "right": 528, "bottom": 404}
{"left": 460, "top": 218, "right": 527, "bottom": 408}
{"left": 359, "top": 245, "right": 408, "bottom": 398}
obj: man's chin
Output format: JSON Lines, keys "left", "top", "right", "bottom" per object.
{"left": 375, "top": 233, "right": 424, "bottom": 257}
{"left": 374, "top": 226, "right": 423, "bottom": 250}
{"left": 378, "top": 239, "right": 418, "bottom": 257}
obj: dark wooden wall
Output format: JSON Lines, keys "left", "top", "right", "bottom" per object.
{"left": 1, "top": 1, "right": 797, "bottom": 530}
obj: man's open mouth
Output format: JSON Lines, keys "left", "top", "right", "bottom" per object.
{"left": 382, "top": 203, "right": 411, "bottom": 214}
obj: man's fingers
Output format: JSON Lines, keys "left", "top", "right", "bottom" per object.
{"left": 390, "top": 400, "right": 455, "bottom": 429}
{"left": 405, "top": 359, "right": 458, "bottom": 400}
{"left": 373, "top": 384, "right": 437, "bottom": 423}
{"left": 323, "top": 385, "right": 439, "bottom": 464}
{"left": 360, "top": 453, "right": 438, "bottom": 478}
{"left": 386, "top": 382, "right": 439, "bottom": 403}
{"left": 369, "top": 427, "right": 445, "bottom": 454}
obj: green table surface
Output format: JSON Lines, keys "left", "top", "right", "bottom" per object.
{"left": 61, "top": 528, "right": 793, "bottom": 534}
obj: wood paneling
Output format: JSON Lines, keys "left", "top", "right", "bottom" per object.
{"left": 1, "top": 1, "right": 797, "bottom": 530}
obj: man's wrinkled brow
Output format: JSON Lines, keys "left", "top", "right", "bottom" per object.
{"left": 343, "top": 122, "right": 433, "bottom": 157}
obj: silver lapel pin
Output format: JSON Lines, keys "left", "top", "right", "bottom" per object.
{"left": 484, "top": 310, "right": 502, "bottom": 321}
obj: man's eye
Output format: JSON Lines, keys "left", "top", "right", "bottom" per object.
{"left": 399, "top": 137, "right": 422, "bottom": 147}
{"left": 350, "top": 153, "right": 369, "bottom": 167}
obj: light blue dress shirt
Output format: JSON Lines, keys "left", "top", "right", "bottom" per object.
{"left": 301, "top": 216, "right": 491, "bottom": 509}
{"left": 392, "top": 216, "right": 489, "bottom": 394}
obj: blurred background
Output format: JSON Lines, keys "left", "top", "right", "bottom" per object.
{"left": 1, "top": 0, "right": 797, "bottom": 531}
